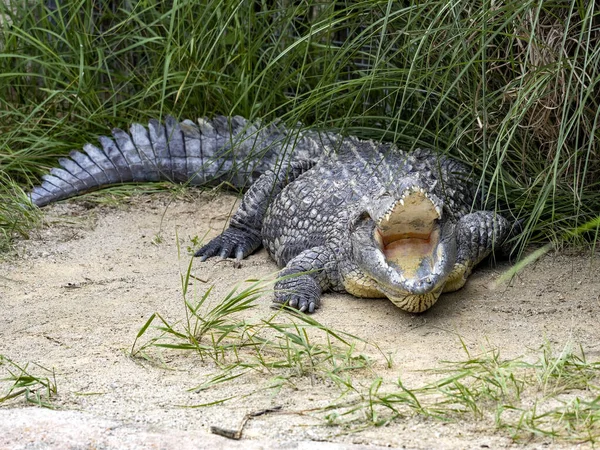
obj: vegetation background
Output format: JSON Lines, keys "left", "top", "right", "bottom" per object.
{"left": 1, "top": 0, "right": 599, "bottom": 251}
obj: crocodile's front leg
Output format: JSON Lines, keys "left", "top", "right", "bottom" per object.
{"left": 195, "top": 160, "right": 315, "bottom": 265}
{"left": 273, "top": 245, "right": 339, "bottom": 313}
{"left": 444, "top": 211, "right": 512, "bottom": 292}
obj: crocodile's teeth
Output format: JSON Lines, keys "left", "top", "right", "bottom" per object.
{"left": 374, "top": 228, "right": 384, "bottom": 248}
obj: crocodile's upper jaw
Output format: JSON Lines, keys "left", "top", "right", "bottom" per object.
{"left": 349, "top": 187, "right": 456, "bottom": 312}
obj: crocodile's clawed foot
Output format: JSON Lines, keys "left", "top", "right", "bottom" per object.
{"left": 195, "top": 228, "right": 261, "bottom": 266}
{"left": 273, "top": 275, "right": 321, "bottom": 313}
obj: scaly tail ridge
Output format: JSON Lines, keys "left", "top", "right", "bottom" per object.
{"left": 30, "top": 116, "right": 339, "bottom": 207}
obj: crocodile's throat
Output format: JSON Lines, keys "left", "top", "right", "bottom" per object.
{"left": 374, "top": 188, "right": 441, "bottom": 280}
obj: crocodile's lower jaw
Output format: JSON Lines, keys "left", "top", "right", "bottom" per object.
{"left": 343, "top": 275, "right": 387, "bottom": 299}
{"left": 342, "top": 275, "right": 444, "bottom": 313}
{"left": 387, "top": 287, "right": 443, "bottom": 312}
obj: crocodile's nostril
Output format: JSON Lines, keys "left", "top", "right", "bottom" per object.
{"left": 418, "top": 277, "right": 434, "bottom": 288}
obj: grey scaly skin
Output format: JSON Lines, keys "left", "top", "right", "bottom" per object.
{"left": 30, "top": 116, "right": 514, "bottom": 313}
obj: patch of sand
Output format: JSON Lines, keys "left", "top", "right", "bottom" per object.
{"left": 1, "top": 191, "right": 599, "bottom": 449}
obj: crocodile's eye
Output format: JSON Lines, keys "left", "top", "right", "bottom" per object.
{"left": 350, "top": 212, "right": 372, "bottom": 232}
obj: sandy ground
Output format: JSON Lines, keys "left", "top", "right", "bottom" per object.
{"left": 1, "top": 190, "right": 599, "bottom": 449}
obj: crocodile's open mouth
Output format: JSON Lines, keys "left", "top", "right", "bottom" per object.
{"left": 348, "top": 185, "right": 454, "bottom": 312}
{"left": 374, "top": 187, "right": 441, "bottom": 277}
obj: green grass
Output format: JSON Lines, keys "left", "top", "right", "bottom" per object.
{"left": 1, "top": 0, "right": 599, "bottom": 251}
{"left": 0, "top": 355, "right": 57, "bottom": 407}
{"left": 0, "top": 171, "right": 40, "bottom": 252}
{"left": 131, "top": 249, "right": 376, "bottom": 393}
{"left": 315, "top": 342, "right": 600, "bottom": 442}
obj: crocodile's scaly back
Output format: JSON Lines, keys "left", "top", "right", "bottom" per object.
{"left": 30, "top": 116, "right": 337, "bottom": 207}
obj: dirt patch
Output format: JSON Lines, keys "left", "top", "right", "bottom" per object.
{"left": 1, "top": 191, "right": 599, "bottom": 449}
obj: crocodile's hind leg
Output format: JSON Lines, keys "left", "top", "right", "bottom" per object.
{"left": 444, "top": 211, "right": 513, "bottom": 293}
{"left": 272, "top": 245, "right": 339, "bottom": 313}
{"left": 195, "top": 160, "right": 316, "bottom": 266}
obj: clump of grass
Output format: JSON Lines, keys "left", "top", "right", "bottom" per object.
{"left": 318, "top": 343, "right": 600, "bottom": 443}
{"left": 1, "top": 0, "right": 599, "bottom": 251}
{"left": 0, "top": 355, "right": 57, "bottom": 408}
{"left": 445, "top": 343, "right": 600, "bottom": 442}
{"left": 131, "top": 248, "right": 377, "bottom": 404}
{"left": 0, "top": 171, "right": 40, "bottom": 252}
{"left": 131, "top": 256, "right": 375, "bottom": 397}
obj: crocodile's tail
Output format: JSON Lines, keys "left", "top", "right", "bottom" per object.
{"left": 30, "top": 115, "right": 335, "bottom": 207}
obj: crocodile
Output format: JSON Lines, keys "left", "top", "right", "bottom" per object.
{"left": 30, "top": 115, "right": 514, "bottom": 313}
